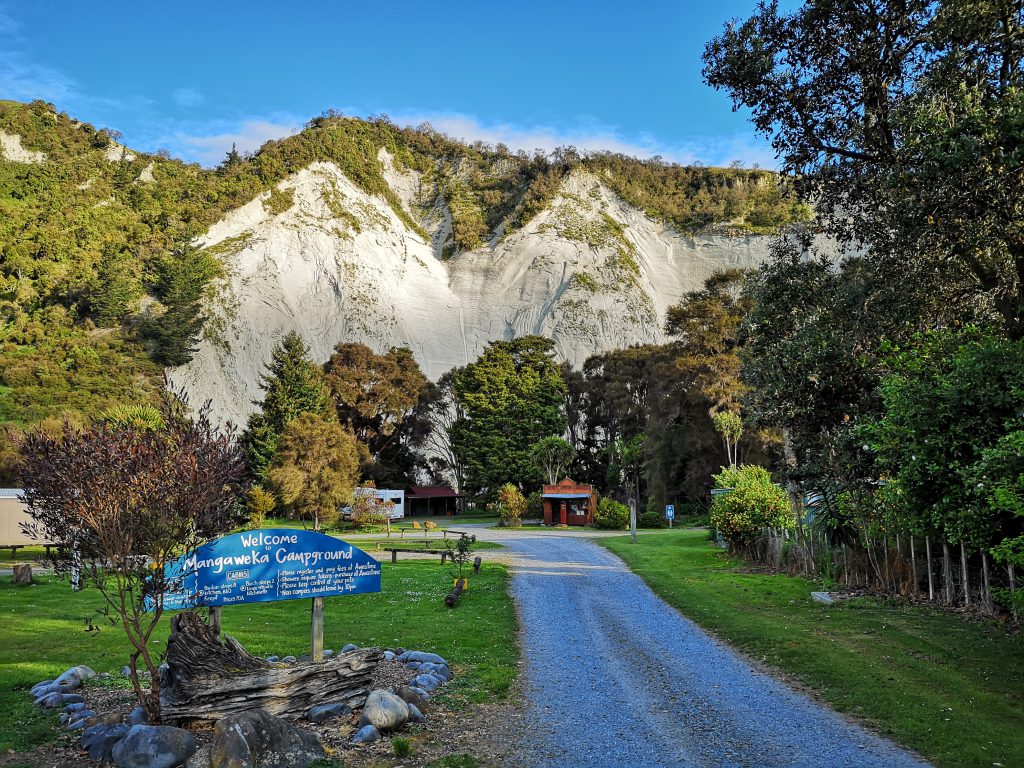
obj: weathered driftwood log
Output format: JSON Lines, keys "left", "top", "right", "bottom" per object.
{"left": 160, "top": 611, "right": 382, "bottom": 723}
{"left": 12, "top": 563, "right": 32, "bottom": 584}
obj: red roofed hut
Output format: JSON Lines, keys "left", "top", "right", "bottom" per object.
{"left": 407, "top": 485, "right": 463, "bottom": 516}
{"left": 542, "top": 478, "right": 597, "bottom": 526}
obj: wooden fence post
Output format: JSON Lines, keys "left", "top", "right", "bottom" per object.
{"left": 926, "top": 536, "right": 935, "bottom": 601}
{"left": 960, "top": 540, "right": 970, "bottom": 607}
{"left": 910, "top": 537, "right": 918, "bottom": 597}
{"left": 943, "top": 540, "right": 953, "bottom": 604}
{"left": 981, "top": 551, "right": 992, "bottom": 614}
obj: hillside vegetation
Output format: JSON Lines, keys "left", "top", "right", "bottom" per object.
{"left": 0, "top": 99, "right": 807, "bottom": 459}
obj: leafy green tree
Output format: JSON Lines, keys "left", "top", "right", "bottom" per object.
{"left": 140, "top": 247, "right": 220, "bottom": 366}
{"left": 90, "top": 250, "right": 142, "bottom": 327}
{"left": 530, "top": 436, "right": 576, "bottom": 484}
{"left": 869, "top": 328, "right": 1024, "bottom": 551}
{"left": 242, "top": 332, "right": 331, "bottom": 482}
{"left": 711, "top": 410, "right": 743, "bottom": 468}
{"left": 704, "top": 0, "right": 1024, "bottom": 337}
{"left": 497, "top": 483, "right": 527, "bottom": 528}
{"left": 267, "top": 412, "right": 361, "bottom": 531}
{"left": 451, "top": 337, "right": 567, "bottom": 499}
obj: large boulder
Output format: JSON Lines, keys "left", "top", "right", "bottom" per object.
{"left": 209, "top": 709, "right": 325, "bottom": 768}
{"left": 55, "top": 665, "right": 96, "bottom": 689}
{"left": 393, "top": 685, "right": 428, "bottom": 708}
{"left": 358, "top": 690, "right": 409, "bottom": 733}
{"left": 111, "top": 724, "right": 196, "bottom": 768}
{"left": 81, "top": 723, "right": 130, "bottom": 762}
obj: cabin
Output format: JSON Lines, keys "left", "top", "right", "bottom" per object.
{"left": 0, "top": 488, "right": 47, "bottom": 554}
{"left": 542, "top": 478, "right": 597, "bottom": 526}
{"left": 406, "top": 485, "right": 462, "bottom": 516}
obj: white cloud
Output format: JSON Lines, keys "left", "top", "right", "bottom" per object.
{"left": 386, "top": 110, "right": 778, "bottom": 169}
{"left": 167, "top": 117, "right": 302, "bottom": 165}
{"left": 172, "top": 87, "right": 204, "bottom": 107}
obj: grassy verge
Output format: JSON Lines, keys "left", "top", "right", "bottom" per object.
{"left": 0, "top": 560, "right": 516, "bottom": 754}
{"left": 600, "top": 529, "right": 1024, "bottom": 768}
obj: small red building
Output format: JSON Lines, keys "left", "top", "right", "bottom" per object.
{"left": 542, "top": 478, "right": 597, "bottom": 526}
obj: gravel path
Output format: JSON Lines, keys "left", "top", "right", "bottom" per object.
{"left": 499, "top": 533, "right": 929, "bottom": 768}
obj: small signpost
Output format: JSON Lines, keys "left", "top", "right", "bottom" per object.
{"left": 151, "top": 528, "right": 382, "bottom": 661}
{"left": 629, "top": 498, "right": 637, "bottom": 544}
{"left": 665, "top": 504, "right": 675, "bottom": 529}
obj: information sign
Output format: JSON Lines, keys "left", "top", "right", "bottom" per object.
{"left": 665, "top": 504, "right": 675, "bottom": 519}
{"left": 151, "top": 528, "right": 381, "bottom": 611}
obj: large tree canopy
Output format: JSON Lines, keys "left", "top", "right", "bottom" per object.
{"left": 451, "top": 336, "right": 567, "bottom": 499}
{"left": 704, "top": 0, "right": 1024, "bottom": 336}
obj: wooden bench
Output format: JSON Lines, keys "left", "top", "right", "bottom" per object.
{"left": 381, "top": 547, "right": 449, "bottom": 564}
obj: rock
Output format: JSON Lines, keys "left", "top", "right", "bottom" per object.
{"left": 393, "top": 647, "right": 406, "bottom": 656}
{"left": 67, "top": 713, "right": 94, "bottom": 730}
{"left": 209, "top": 709, "right": 324, "bottom": 768}
{"left": 811, "top": 591, "right": 836, "bottom": 605}
{"left": 121, "top": 666, "right": 133, "bottom": 678}
{"left": 82, "top": 723, "right": 130, "bottom": 762}
{"left": 405, "top": 661, "right": 421, "bottom": 670}
{"left": 66, "top": 701, "right": 89, "bottom": 713}
{"left": 280, "top": 655, "right": 297, "bottom": 664}
{"left": 112, "top": 724, "right": 196, "bottom": 768}
{"left": 297, "top": 654, "right": 311, "bottom": 663}
{"left": 432, "top": 665, "right": 453, "bottom": 681}
{"left": 358, "top": 689, "right": 409, "bottom": 733}
{"left": 30, "top": 679, "right": 54, "bottom": 695}
{"left": 382, "top": 651, "right": 396, "bottom": 661}
{"left": 409, "top": 686, "right": 429, "bottom": 701}
{"left": 411, "top": 674, "right": 443, "bottom": 692}
{"left": 398, "top": 651, "right": 448, "bottom": 666}
{"left": 321, "top": 649, "right": 335, "bottom": 659}
{"left": 340, "top": 643, "right": 358, "bottom": 653}
{"left": 31, "top": 683, "right": 69, "bottom": 699}
{"left": 34, "top": 692, "right": 65, "bottom": 708}
{"left": 393, "top": 685, "right": 428, "bottom": 707}
{"left": 307, "top": 702, "right": 350, "bottom": 723}
{"left": 127, "top": 706, "right": 148, "bottom": 725}
{"left": 407, "top": 703, "right": 426, "bottom": 723}
{"left": 351, "top": 725, "right": 380, "bottom": 744}
{"left": 61, "top": 693, "right": 85, "bottom": 704}
{"left": 265, "top": 655, "right": 280, "bottom": 663}
{"left": 54, "top": 665, "right": 95, "bottom": 688}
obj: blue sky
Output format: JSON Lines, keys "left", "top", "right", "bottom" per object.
{"left": 1, "top": 1, "right": 788, "bottom": 167}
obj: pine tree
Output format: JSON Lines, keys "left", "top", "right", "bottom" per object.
{"left": 241, "top": 332, "right": 331, "bottom": 481}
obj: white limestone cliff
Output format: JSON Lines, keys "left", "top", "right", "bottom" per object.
{"left": 171, "top": 158, "right": 777, "bottom": 425}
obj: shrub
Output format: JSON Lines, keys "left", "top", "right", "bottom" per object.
{"left": 594, "top": 497, "right": 629, "bottom": 530}
{"left": 639, "top": 510, "right": 664, "bottom": 529}
{"left": 392, "top": 736, "right": 411, "bottom": 757}
{"left": 709, "top": 465, "right": 792, "bottom": 548}
{"left": 245, "top": 485, "right": 277, "bottom": 529}
{"left": 497, "top": 483, "right": 526, "bottom": 528}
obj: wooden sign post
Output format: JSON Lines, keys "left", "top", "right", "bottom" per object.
{"left": 311, "top": 597, "right": 324, "bottom": 661}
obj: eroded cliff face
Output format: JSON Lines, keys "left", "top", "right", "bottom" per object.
{"left": 171, "top": 154, "right": 776, "bottom": 425}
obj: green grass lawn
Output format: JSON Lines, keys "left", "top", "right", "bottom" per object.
{"left": 0, "top": 560, "right": 516, "bottom": 754}
{"left": 601, "top": 529, "right": 1024, "bottom": 768}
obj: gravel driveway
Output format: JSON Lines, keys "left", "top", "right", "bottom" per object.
{"left": 498, "top": 533, "right": 929, "bottom": 768}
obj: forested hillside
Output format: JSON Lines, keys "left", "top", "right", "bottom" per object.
{"left": 0, "top": 97, "right": 808, "bottom": 476}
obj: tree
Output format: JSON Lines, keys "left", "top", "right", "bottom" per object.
{"left": 711, "top": 410, "right": 743, "bottom": 468}
{"left": 18, "top": 400, "right": 246, "bottom": 721}
{"left": 497, "top": 483, "right": 527, "bottom": 528}
{"left": 704, "top": 0, "right": 1024, "bottom": 337}
{"left": 323, "top": 343, "right": 429, "bottom": 485}
{"left": 242, "top": 332, "right": 331, "bottom": 482}
{"left": 90, "top": 249, "right": 142, "bottom": 327}
{"left": 451, "top": 337, "right": 567, "bottom": 499}
{"left": 530, "top": 436, "right": 576, "bottom": 484}
{"left": 140, "top": 247, "right": 220, "bottom": 366}
{"left": 267, "top": 412, "right": 361, "bottom": 531}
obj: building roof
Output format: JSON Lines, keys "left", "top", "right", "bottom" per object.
{"left": 408, "top": 485, "right": 461, "bottom": 498}
{"left": 542, "top": 493, "right": 592, "bottom": 499}
{"left": 0, "top": 488, "right": 25, "bottom": 498}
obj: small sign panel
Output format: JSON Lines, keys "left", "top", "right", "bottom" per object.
{"left": 665, "top": 504, "right": 675, "bottom": 519}
{"left": 149, "top": 529, "right": 382, "bottom": 611}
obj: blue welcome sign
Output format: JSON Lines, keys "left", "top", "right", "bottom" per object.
{"left": 151, "top": 528, "right": 382, "bottom": 611}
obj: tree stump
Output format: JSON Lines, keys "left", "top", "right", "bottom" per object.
{"left": 12, "top": 563, "right": 32, "bottom": 584}
{"left": 160, "top": 611, "right": 382, "bottom": 723}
